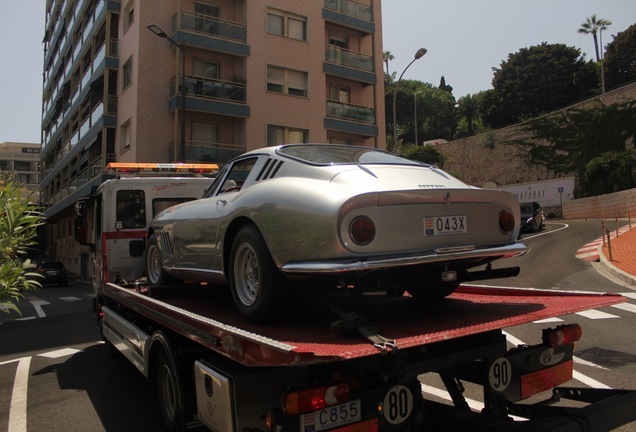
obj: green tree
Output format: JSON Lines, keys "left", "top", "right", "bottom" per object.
{"left": 0, "top": 176, "right": 44, "bottom": 314}
{"left": 454, "top": 93, "right": 482, "bottom": 138}
{"left": 604, "top": 23, "right": 636, "bottom": 90}
{"left": 399, "top": 144, "right": 446, "bottom": 168}
{"left": 386, "top": 80, "right": 457, "bottom": 146}
{"left": 483, "top": 43, "right": 598, "bottom": 128}
{"left": 383, "top": 50, "right": 395, "bottom": 82}
{"left": 583, "top": 150, "right": 636, "bottom": 196}
{"left": 578, "top": 14, "right": 612, "bottom": 62}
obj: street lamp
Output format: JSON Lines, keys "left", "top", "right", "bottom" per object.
{"left": 392, "top": 47, "right": 427, "bottom": 151}
{"left": 413, "top": 90, "right": 422, "bottom": 146}
{"left": 147, "top": 24, "right": 187, "bottom": 162}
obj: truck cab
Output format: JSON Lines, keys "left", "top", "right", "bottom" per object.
{"left": 74, "top": 162, "right": 217, "bottom": 293}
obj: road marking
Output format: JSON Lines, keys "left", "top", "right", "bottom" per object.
{"left": 38, "top": 348, "right": 82, "bottom": 359}
{"left": 533, "top": 317, "right": 563, "bottom": 323}
{"left": 28, "top": 300, "right": 50, "bottom": 318}
{"left": 575, "top": 309, "right": 620, "bottom": 319}
{"left": 59, "top": 296, "right": 82, "bottom": 302}
{"left": 612, "top": 303, "right": 636, "bottom": 314}
{"left": 8, "top": 357, "right": 31, "bottom": 432}
{"left": 620, "top": 292, "right": 636, "bottom": 300}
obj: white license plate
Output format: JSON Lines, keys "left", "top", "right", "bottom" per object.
{"left": 301, "top": 400, "right": 361, "bottom": 432}
{"left": 424, "top": 215, "right": 467, "bottom": 236}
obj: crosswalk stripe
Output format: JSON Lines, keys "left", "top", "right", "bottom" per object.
{"left": 612, "top": 303, "right": 636, "bottom": 313}
{"left": 575, "top": 309, "right": 620, "bottom": 319}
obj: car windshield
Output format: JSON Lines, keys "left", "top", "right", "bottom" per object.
{"left": 277, "top": 145, "right": 425, "bottom": 166}
{"left": 520, "top": 203, "right": 533, "bottom": 213}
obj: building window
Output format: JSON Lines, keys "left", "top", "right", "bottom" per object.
{"left": 123, "top": 0, "right": 134, "bottom": 30}
{"left": 193, "top": 59, "right": 219, "bottom": 79}
{"left": 267, "top": 125, "right": 308, "bottom": 146}
{"left": 120, "top": 119, "right": 131, "bottom": 151}
{"left": 191, "top": 121, "right": 219, "bottom": 162}
{"left": 329, "top": 85, "right": 350, "bottom": 103}
{"left": 122, "top": 56, "right": 133, "bottom": 91}
{"left": 267, "top": 66, "right": 308, "bottom": 97}
{"left": 14, "top": 161, "right": 32, "bottom": 171}
{"left": 267, "top": 8, "right": 307, "bottom": 41}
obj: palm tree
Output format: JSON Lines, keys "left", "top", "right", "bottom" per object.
{"left": 383, "top": 51, "right": 395, "bottom": 79}
{"left": 578, "top": 14, "right": 612, "bottom": 62}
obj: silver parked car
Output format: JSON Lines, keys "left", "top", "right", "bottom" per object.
{"left": 146, "top": 144, "right": 527, "bottom": 322}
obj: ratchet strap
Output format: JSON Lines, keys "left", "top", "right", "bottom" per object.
{"left": 328, "top": 305, "right": 398, "bottom": 354}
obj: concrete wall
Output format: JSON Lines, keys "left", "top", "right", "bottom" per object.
{"left": 563, "top": 188, "right": 636, "bottom": 220}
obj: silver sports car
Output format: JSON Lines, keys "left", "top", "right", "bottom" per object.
{"left": 146, "top": 144, "right": 527, "bottom": 322}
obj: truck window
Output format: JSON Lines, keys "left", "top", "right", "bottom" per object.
{"left": 116, "top": 190, "right": 146, "bottom": 229}
{"left": 153, "top": 198, "right": 197, "bottom": 217}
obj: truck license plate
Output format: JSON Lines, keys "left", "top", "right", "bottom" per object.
{"left": 424, "top": 215, "right": 467, "bottom": 236}
{"left": 301, "top": 400, "right": 361, "bottom": 432}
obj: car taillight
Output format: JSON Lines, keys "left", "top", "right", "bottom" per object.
{"left": 282, "top": 383, "right": 350, "bottom": 415}
{"left": 349, "top": 216, "right": 375, "bottom": 245}
{"left": 543, "top": 324, "right": 582, "bottom": 347}
{"left": 498, "top": 211, "right": 515, "bottom": 234}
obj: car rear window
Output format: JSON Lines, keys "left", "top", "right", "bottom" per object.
{"left": 278, "top": 145, "right": 423, "bottom": 166}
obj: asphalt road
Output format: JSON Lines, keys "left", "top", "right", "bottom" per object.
{"left": 1, "top": 219, "right": 635, "bottom": 431}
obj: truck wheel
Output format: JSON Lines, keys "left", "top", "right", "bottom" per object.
{"left": 154, "top": 347, "right": 184, "bottom": 431}
{"left": 229, "top": 225, "right": 284, "bottom": 323}
{"left": 146, "top": 234, "right": 177, "bottom": 296}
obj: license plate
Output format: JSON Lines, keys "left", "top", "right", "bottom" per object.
{"left": 301, "top": 400, "right": 361, "bottom": 432}
{"left": 424, "top": 215, "right": 467, "bottom": 236}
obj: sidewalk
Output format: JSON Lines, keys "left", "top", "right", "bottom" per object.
{"left": 599, "top": 223, "right": 636, "bottom": 287}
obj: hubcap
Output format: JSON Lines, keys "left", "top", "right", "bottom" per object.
{"left": 235, "top": 243, "right": 259, "bottom": 306}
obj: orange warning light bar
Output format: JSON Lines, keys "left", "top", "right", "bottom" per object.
{"left": 105, "top": 162, "right": 218, "bottom": 174}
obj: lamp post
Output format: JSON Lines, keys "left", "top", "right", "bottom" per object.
{"left": 148, "top": 24, "right": 187, "bottom": 162}
{"left": 392, "top": 47, "right": 427, "bottom": 152}
{"left": 413, "top": 90, "right": 422, "bottom": 146}
{"left": 600, "top": 27, "right": 606, "bottom": 94}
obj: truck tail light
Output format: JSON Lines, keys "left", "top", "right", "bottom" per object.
{"left": 349, "top": 216, "right": 375, "bottom": 245}
{"left": 543, "top": 324, "right": 582, "bottom": 347}
{"left": 521, "top": 360, "right": 573, "bottom": 399}
{"left": 282, "top": 383, "right": 350, "bottom": 415}
{"left": 498, "top": 210, "right": 515, "bottom": 234}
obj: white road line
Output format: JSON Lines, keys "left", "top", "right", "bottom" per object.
{"left": 59, "top": 296, "right": 82, "bottom": 302}
{"left": 620, "top": 292, "right": 636, "bottom": 300}
{"left": 8, "top": 357, "right": 31, "bottom": 432}
{"left": 575, "top": 309, "right": 620, "bottom": 320}
{"left": 612, "top": 303, "right": 636, "bottom": 314}
{"left": 28, "top": 300, "right": 50, "bottom": 318}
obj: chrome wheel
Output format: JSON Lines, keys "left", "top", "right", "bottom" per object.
{"left": 233, "top": 242, "right": 260, "bottom": 306}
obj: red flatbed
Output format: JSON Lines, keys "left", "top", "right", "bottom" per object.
{"left": 101, "top": 282, "right": 625, "bottom": 367}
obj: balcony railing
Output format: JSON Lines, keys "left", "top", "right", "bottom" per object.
{"left": 325, "top": 45, "right": 374, "bottom": 72}
{"left": 324, "top": 0, "right": 373, "bottom": 21}
{"left": 170, "top": 75, "right": 247, "bottom": 103}
{"left": 185, "top": 140, "right": 245, "bottom": 163}
{"left": 173, "top": 10, "right": 246, "bottom": 42}
{"left": 326, "top": 100, "right": 375, "bottom": 124}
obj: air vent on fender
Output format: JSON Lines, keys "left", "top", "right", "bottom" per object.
{"left": 159, "top": 231, "right": 174, "bottom": 256}
{"left": 255, "top": 158, "right": 284, "bottom": 181}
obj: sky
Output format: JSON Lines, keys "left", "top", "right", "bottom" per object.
{"left": 1, "top": 1, "right": 635, "bottom": 144}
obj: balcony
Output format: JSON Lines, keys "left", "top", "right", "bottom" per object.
{"left": 169, "top": 75, "right": 250, "bottom": 118}
{"left": 325, "top": 100, "right": 378, "bottom": 137}
{"left": 324, "top": 45, "right": 376, "bottom": 84}
{"left": 172, "top": 140, "right": 245, "bottom": 164}
{"left": 172, "top": 10, "right": 249, "bottom": 57}
{"left": 323, "top": 0, "right": 375, "bottom": 34}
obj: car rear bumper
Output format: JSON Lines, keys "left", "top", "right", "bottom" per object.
{"left": 281, "top": 242, "right": 528, "bottom": 274}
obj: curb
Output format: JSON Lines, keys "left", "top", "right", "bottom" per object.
{"left": 597, "top": 243, "right": 636, "bottom": 287}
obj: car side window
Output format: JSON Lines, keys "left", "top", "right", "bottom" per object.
{"left": 116, "top": 190, "right": 146, "bottom": 229}
{"left": 205, "top": 157, "right": 258, "bottom": 197}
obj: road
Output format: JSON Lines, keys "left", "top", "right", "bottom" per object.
{"left": 1, "top": 219, "right": 635, "bottom": 431}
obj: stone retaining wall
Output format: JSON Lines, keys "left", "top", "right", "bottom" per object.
{"left": 563, "top": 188, "right": 636, "bottom": 220}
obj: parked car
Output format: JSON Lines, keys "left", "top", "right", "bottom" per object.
{"left": 35, "top": 261, "right": 69, "bottom": 286}
{"left": 519, "top": 201, "right": 545, "bottom": 233}
{"left": 146, "top": 144, "right": 527, "bottom": 322}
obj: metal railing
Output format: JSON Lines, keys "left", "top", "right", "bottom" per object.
{"left": 173, "top": 10, "right": 247, "bottom": 42}
{"left": 325, "top": 45, "right": 374, "bottom": 72}
{"left": 326, "top": 100, "right": 375, "bottom": 124}
{"left": 324, "top": 0, "right": 373, "bottom": 21}
{"left": 170, "top": 75, "right": 246, "bottom": 103}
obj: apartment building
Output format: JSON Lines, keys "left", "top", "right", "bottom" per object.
{"left": 0, "top": 141, "right": 41, "bottom": 201}
{"left": 40, "top": 0, "right": 385, "bottom": 275}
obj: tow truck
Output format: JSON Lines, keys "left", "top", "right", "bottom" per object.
{"left": 75, "top": 168, "right": 636, "bottom": 432}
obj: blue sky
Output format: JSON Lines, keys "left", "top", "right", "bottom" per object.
{"left": 1, "top": 1, "right": 635, "bottom": 144}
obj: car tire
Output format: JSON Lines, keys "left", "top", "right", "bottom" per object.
{"left": 406, "top": 280, "right": 459, "bottom": 301}
{"left": 146, "top": 233, "right": 177, "bottom": 296}
{"left": 229, "top": 225, "right": 285, "bottom": 323}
